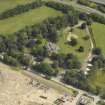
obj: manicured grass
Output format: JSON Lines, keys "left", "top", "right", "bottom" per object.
{"left": 57, "top": 27, "right": 90, "bottom": 62}
{"left": 91, "top": 23, "right": 105, "bottom": 56}
{"left": 0, "top": 6, "right": 63, "bottom": 35}
{"left": 88, "top": 70, "right": 105, "bottom": 96}
{"left": 87, "top": 23, "right": 105, "bottom": 95}
{"left": 0, "top": 0, "right": 35, "bottom": 13}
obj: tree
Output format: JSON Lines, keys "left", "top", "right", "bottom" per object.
{"left": 52, "top": 61, "right": 59, "bottom": 68}
{"left": 46, "top": 1, "right": 74, "bottom": 13}
{"left": 63, "top": 69, "right": 87, "bottom": 89}
{"left": 100, "top": 91, "right": 105, "bottom": 99}
{"left": 47, "top": 26, "right": 58, "bottom": 43}
{"left": 55, "top": 53, "right": 66, "bottom": 67}
{"left": 79, "top": 12, "right": 88, "bottom": 20}
{"left": 80, "top": 23, "right": 86, "bottom": 29}
{"left": 0, "top": 36, "right": 6, "bottom": 52}
{"left": 97, "top": 100, "right": 105, "bottom": 105}
{"left": 91, "top": 55, "right": 105, "bottom": 69}
{"left": 27, "top": 39, "right": 37, "bottom": 48}
{"left": 20, "top": 55, "right": 32, "bottom": 66}
{"left": 69, "top": 37, "right": 78, "bottom": 46}
{"left": 17, "top": 32, "right": 28, "bottom": 46}
{"left": 92, "top": 48, "right": 101, "bottom": 55}
{"left": 65, "top": 54, "right": 81, "bottom": 69}
{"left": 98, "top": 5, "right": 105, "bottom": 13}
{"left": 86, "top": 17, "right": 92, "bottom": 26}
{"left": 78, "top": 46, "right": 84, "bottom": 52}
{"left": 89, "top": 13, "right": 105, "bottom": 25}
{"left": 34, "top": 63, "right": 58, "bottom": 76}
{"left": 67, "top": 11, "right": 79, "bottom": 26}
{"left": 3, "top": 54, "right": 19, "bottom": 66}
{"left": 0, "top": 0, "right": 43, "bottom": 20}
{"left": 31, "top": 45, "right": 48, "bottom": 61}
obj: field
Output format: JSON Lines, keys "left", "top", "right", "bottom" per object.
{"left": 88, "top": 70, "right": 105, "bottom": 96}
{"left": 0, "top": 6, "right": 63, "bottom": 35}
{"left": 57, "top": 27, "right": 91, "bottom": 61}
{"left": 92, "top": 22, "right": 105, "bottom": 56}
{"left": 0, "top": 62, "right": 76, "bottom": 105}
{"left": 0, "top": 0, "right": 35, "bottom": 13}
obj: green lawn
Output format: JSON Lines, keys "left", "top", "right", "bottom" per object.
{"left": 92, "top": 23, "right": 105, "bottom": 56}
{"left": 88, "top": 70, "right": 105, "bottom": 96}
{"left": 0, "top": 0, "right": 35, "bottom": 13}
{"left": 87, "top": 23, "right": 105, "bottom": 97}
{"left": 57, "top": 27, "right": 91, "bottom": 62}
{"left": 0, "top": 6, "right": 63, "bottom": 35}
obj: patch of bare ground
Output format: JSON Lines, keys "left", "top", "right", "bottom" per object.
{"left": 0, "top": 63, "right": 74, "bottom": 105}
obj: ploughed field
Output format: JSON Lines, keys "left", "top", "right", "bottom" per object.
{"left": 0, "top": 6, "right": 63, "bottom": 35}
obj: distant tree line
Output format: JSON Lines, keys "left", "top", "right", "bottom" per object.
{"left": 0, "top": 0, "right": 77, "bottom": 20}
{"left": 47, "top": 1, "right": 105, "bottom": 25}
{"left": 46, "top": 1, "right": 105, "bottom": 25}
{"left": 45, "top": 1, "right": 74, "bottom": 13}
{"left": 0, "top": 0, "right": 44, "bottom": 20}
{"left": 98, "top": 5, "right": 105, "bottom": 13}
{"left": 79, "top": 12, "right": 105, "bottom": 25}
{"left": 89, "top": 13, "right": 105, "bottom": 24}
{"left": 0, "top": 0, "right": 104, "bottom": 26}
{"left": 77, "top": 0, "right": 97, "bottom": 9}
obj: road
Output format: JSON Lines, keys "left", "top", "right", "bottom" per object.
{"left": 45, "top": 0, "right": 105, "bottom": 17}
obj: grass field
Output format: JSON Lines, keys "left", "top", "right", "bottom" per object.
{"left": 57, "top": 27, "right": 90, "bottom": 62}
{"left": 88, "top": 70, "right": 105, "bottom": 96}
{"left": 88, "top": 23, "right": 105, "bottom": 96}
{"left": 0, "top": 0, "right": 36, "bottom": 13}
{"left": 92, "top": 23, "right": 105, "bottom": 56}
{"left": 87, "top": 23, "right": 105, "bottom": 96}
{"left": 0, "top": 6, "right": 63, "bottom": 35}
